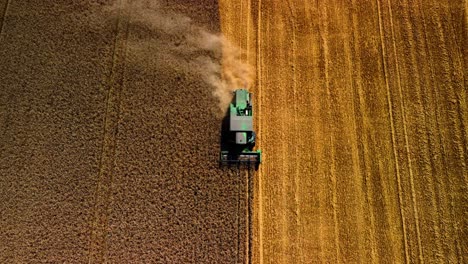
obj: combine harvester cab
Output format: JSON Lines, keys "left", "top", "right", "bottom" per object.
{"left": 220, "top": 89, "right": 262, "bottom": 169}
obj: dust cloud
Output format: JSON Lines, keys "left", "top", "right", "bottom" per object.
{"left": 104, "top": 0, "right": 254, "bottom": 114}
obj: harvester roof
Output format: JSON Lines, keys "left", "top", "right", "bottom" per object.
{"left": 230, "top": 89, "right": 253, "bottom": 132}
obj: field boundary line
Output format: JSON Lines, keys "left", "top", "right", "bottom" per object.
{"left": 377, "top": 0, "right": 410, "bottom": 262}
{"left": 255, "top": 0, "right": 263, "bottom": 263}
{"left": 0, "top": 0, "right": 11, "bottom": 38}
{"left": 87, "top": 1, "right": 130, "bottom": 262}
{"left": 87, "top": 6, "right": 122, "bottom": 259}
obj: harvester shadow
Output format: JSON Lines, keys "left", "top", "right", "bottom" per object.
{"left": 219, "top": 106, "right": 230, "bottom": 155}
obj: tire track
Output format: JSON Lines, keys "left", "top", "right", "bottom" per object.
{"left": 87, "top": 2, "right": 130, "bottom": 262}
{"left": 246, "top": 0, "right": 251, "bottom": 64}
{"left": 266, "top": 4, "right": 291, "bottom": 262}
{"left": 318, "top": 3, "right": 340, "bottom": 262}
{"left": 411, "top": 1, "right": 448, "bottom": 260}
{"left": 400, "top": 0, "right": 444, "bottom": 260}
{"left": 349, "top": 1, "right": 378, "bottom": 262}
{"left": 0, "top": 0, "right": 11, "bottom": 38}
{"left": 285, "top": 1, "right": 303, "bottom": 262}
{"left": 239, "top": 0, "right": 244, "bottom": 53}
{"left": 280, "top": 95, "right": 287, "bottom": 264}
{"left": 439, "top": 0, "right": 468, "bottom": 186}
{"left": 247, "top": 167, "right": 254, "bottom": 264}
{"left": 425, "top": 2, "right": 465, "bottom": 261}
{"left": 236, "top": 167, "right": 241, "bottom": 264}
{"left": 377, "top": 0, "right": 410, "bottom": 262}
{"left": 330, "top": 2, "right": 374, "bottom": 262}
{"left": 386, "top": 0, "right": 425, "bottom": 262}
{"left": 237, "top": 166, "right": 251, "bottom": 264}
{"left": 239, "top": 3, "right": 250, "bottom": 263}
{"left": 306, "top": 4, "right": 326, "bottom": 262}
{"left": 243, "top": 166, "right": 250, "bottom": 264}
{"left": 349, "top": 14, "right": 376, "bottom": 264}
{"left": 419, "top": 4, "right": 458, "bottom": 258}
{"left": 243, "top": 2, "right": 257, "bottom": 263}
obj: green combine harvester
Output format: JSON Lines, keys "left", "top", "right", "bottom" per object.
{"left": 220, "top": 89, "right": 262, "bottom": 169}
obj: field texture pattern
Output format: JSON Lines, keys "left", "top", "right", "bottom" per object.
{"left": 0, "top": 0, "right": 466, "bottom": 263}
{"left": 1, "top": 0, "right": 248, "bottom": 263}
{"left": 219, "top": 0, "right": 466, "bottom": 263}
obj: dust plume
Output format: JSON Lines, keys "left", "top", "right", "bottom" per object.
{"left": 196, "top": 34, "right": 254, "bottom": 114}
{"left": 103, "top": 0, "right": 254, "bottom": 114}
